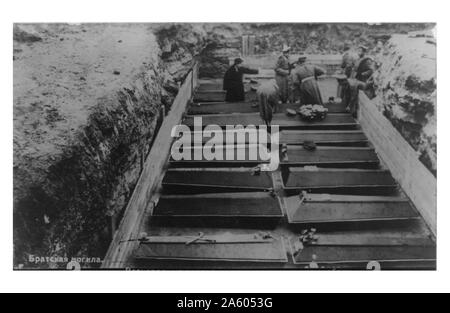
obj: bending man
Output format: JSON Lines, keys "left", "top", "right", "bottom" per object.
{"left": 257, "top": 79, "right": 279, "bottom": 128}
{"left": 292, "top": 55, "right": 326, "bottom": 105}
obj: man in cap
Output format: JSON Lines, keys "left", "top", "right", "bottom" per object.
{"left": 275, "top": 45, "right": 294, "bottom": 104}
{"left": 257, "top": 79, "right": 279, "bottom": 128}
{"left": 223, "top": 58, "right": 259, "bottom": 102}
{"left": 292, "top": 55, "right": 326, "bottom": 106}
{"left": 341, "top": 41, "right": 358, "bottom": 78}
{"left": 352, "top": 45, "right": 375, "bottom": 82}
{"left": 335, "top": 74, "right": 367, "bottom": 118}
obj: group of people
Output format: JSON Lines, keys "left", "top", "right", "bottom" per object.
{"left": 222, "top": 43, "right": 375, "bottom": 126}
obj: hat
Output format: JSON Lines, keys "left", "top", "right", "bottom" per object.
{"left": 282, "top": 45, "right": 291, "bottom": 53}
{"left": 334, "top": 74, "right": 348, "bottom": 82}
{"left": 234, "top": 57, "right": 244, "bottom": 65}
{"left": 297, "top": 55, "right": 307, "bottom": 62}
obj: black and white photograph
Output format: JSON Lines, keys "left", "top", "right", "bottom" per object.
{"left": 2, "top": 0, "right": 449, "bottom": 294}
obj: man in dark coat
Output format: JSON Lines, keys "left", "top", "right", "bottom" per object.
{"left": 352, "top": 45, "right": 376, "bottom": 98}
{"left": 341, "top": 41, "right": 358, "bottom": 78}
{"left": 292, "top": 56, "right": 326, "bottom": 105}
{"left": 336, "top": 75, "right": 367, "bottom": 117}
{"left": 257, "top": 79, "right": 279, "bottom": 127}
{"left": 223, "top": 58, "right": 258, "bottom": 102}
{"left": 353, "top": 45, "right": 375, "bottom": 82}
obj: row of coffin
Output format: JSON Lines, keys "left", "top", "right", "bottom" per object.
{"left": 131, "top": 84, "right": 436, "bottom": 269}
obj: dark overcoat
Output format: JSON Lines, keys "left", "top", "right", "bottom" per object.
{"left": 223, "top": 65, "right": 258, "bottom": 102}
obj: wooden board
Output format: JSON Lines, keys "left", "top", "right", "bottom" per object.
{"left": 169, "top": 144, "right": 270, "bottom": 166}
{"left": 135, "top": 237, "right": 288, "bottom": 263}
{"left": 193, "top": 91, "right": 257, "bottom": 103}
{"left": 283, "top": 169, "right": 397, "bottom": 191}
{"left": 183, "top": 113, "right": 357, "bottom": 129}
{"left": 290, "top": 235, "right": 436, "bottom": 264}
{"left": 188, "top": 102, "right": 348, "bottom": 115}
{"left": 281, "top": 146, "right": 378, "bottom": 166}
{"left": 174, "top": 129, "right": 269, "bottom": 146}
{"left": 280, "top": 130, "right": 368, "bottom": 145}
{"left": 102, "top": 63, "right": 199, "bottom": 269}
{"left": 284, "top": 195, "right": 418, "bottom": 224}
{"left": 162, "top": 168, "right": 274, "bottom": 191}
{"left": 154, "top": 192, "right": 282, "bottom": 218}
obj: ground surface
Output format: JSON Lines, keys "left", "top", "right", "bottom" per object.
{"left": 13, "top": 23, "right": 436, "bottom": 267}
{"left": 373, "top": 29, "right": 436, "bottom": 174}
{"left": 14, "top": 24, "right": 161, "bottom": 201}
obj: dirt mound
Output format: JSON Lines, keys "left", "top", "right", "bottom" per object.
{"left": 373, "top": 29, "right": 436, "bottom": 175}
{"left": 13, "top": 23, "right": 174, "bottom": 267}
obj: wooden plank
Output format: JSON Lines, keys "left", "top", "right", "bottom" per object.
{"left": 281, "top": 146, "right": 379, "bottom": 166}
{"left": 285, "top": 195, "right": 418, "bottom": 224}
{"left": 291, "top": 235, "right": 436, "bottom": 264}
{"left": 193, "top": 91, "right": 257, "bottom": 103}
{"left": 175, "top": 129, "right": 269, "bottom": 146}
{"left": 283, "top": 169, "right": 397, "bottom": 190}
{"left": 169, "top": 144, "right": 270, "bottom": 166}
{"left": 299, "top": 234, "right": 435, "bottom": 246}
{"left": 141, "top": 234, "right": 276, "bottom": 244}
{"left": 189, "top": 101, "right": 347, "bottom": 115}
{"left": 162, "top": 168, "right": 274, "bottom": 191}
{"left": 189, "top": 101, "right": 271, "bottom": 115}
{"left": 102, "top": 63, "right": 199, "bottom": 269}
{"left": 183, "top": 113, "right": 357, "bottom": 129}
{"left": 280, "top": 130, "right": 367, "bottom": 145}
{"left": 154, "top": 192, "right": 282, "bottom": 217}
{"left": 134, "top": 237, "right": 288, "bottom": 263}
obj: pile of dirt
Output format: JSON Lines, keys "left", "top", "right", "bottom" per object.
{"left": 155, "top": 23, "right": 243, "bottom": 79}
{"left": 13, "top": 23, "right": 178, "bottom": 267}
{"left": 372, "top": 29, "right": 436, "bottom": 175}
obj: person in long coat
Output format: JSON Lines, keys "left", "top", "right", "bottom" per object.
{"left": 223, "top": 58, "right": 258, "bottom": 102}
{"left": 341, "top": 42, "right": 358, "bottom": 78}
{"left": 257, "top": 79, "right": 279, "bottom": 128}
{"left": 352, "top": 45, "right": 375, "bottom": 82}
{"left": 336, "top": 74, "right": 367, "bottom": 118}
{"left": 352, "top": 45, "right": 375, "bottom": 98}
{"left": 275, "top": 46, "right": 293, "bottom": 104}
{"left": 292, "top": 56, "right": 326, "bottom": 105}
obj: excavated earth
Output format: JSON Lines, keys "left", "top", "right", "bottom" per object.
{"left": 13, "top": 23, "right": 436, "bottom": 268}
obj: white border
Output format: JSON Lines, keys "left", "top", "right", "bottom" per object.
{"left": 2, "top": 0, "right": 449, "bottom": 293}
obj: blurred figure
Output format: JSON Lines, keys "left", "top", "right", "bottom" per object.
{"left": 275, "top": 45, "right": 294, "bottom": 104}
{"left": 223, "top": 58, "right": 258, "bottom": 102}
{"left": 257, "top": 79, "right": 279, "bottom": 128}
{"left": 336, "top": 74, "right": 367, "bottom": 118}
{"left": 341, "top": 41, "right": 358, "bottom": 78}
{"left": 292, "top": 55, "right": 326, "bottom": 105}
{"left": 352, "top": 45, "right": 375, "bottom": 82}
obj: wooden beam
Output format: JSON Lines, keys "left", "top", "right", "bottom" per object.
{"left": 101, "top": 63, "right": 199, "bottom": 269}
{"left": 183, "top": 113, "right": 357, "bottom": 129}
{"left": 284, "top": 195, "right": 418, "bottom": 224}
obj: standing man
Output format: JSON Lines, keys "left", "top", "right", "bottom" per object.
{"left": 257, "top": 79, "right": 279, "bottom": 128}
{"left": 223, "top": 58, "right": 259, "bottom": 102}
{"left": 341, "top": 41, "right": 358, "bottom": 78}
{"left": 275, "top": 45, "right": 293, "bottom": 104}
{"left": 352, "top": 45, "right": 375, "bottom": 82}
{"left": 292, "top": 55, "right": 326, "bottom": 106}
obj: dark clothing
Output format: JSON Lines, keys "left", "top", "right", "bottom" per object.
{"left": 354, "top": 57, "right": 374, "bottom": 82}
{"left": 257, "top": 82, "right": 279, "bottom": 126}
{"left": 275, "top": 55, "right": 291, "bottom": 103}
{"left": 292, "top": 64, "right": 325, "bottom": 105}
{"left": 341, "top": 50, "right": 358, "bottom": 78}
{"left": 340, "top": 79, "right": 366, "bottom": 117}
{"left": 223, "top": 65, "right": 258, "bottom": 102}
